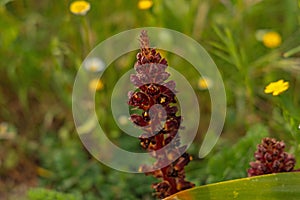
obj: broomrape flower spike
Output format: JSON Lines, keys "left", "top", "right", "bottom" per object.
{"left": 70, "top": 1, "right": 90, "bottom": 16}
{"left": 262, "top": 31, "right": 282, "bottom": 48}
{"left": 128, "top": 30, "right": 194, "bottom": 199}
{"left": 264, "top": 79, "right": 289, "bottom": 96}
{"left": 248, "top": 138, "right": 296, "bottom": 177}
{"left": 138, "top": 0, "right": 153, "bottom": 10}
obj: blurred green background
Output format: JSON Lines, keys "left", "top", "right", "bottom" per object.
{"left": 1, "top": 0, "right": 300, "bottom": 199}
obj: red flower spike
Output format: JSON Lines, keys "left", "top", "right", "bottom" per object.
{"left": 128, "top": 30, "right": 194, "bottom": 198}
{"left": 248, "top": 137, "right": 296, "bottom": 177}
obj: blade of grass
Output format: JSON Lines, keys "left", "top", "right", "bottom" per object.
{"left": 210, "top": 49, "right": 234, "bottom": 65}
{"left": 208, "top": 41, "right": 230, "bottom": 52}
{"left": 283, "top": 45, "right": 300, "bottom": 58}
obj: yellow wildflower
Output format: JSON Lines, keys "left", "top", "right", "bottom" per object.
{"left": 262, "top": 31, "right": 282, "bottom": 48}
{"left": 198, "top": 76, "right": 213, "bottom": 90}
{"left": 264, "top": 79, "right": 289, "bottom": 96}
{"left": 70, "top": 1, "right": 90, "bottom": 15}
{"left": 138, "top": 0, "right": 153, "bottom": 10}
{"left": 89, "top": 79, "right": 104, "bottom": 91}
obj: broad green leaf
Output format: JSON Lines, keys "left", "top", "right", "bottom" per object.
{"left": 165, "top": 172, "right": 300, "bottom": 200}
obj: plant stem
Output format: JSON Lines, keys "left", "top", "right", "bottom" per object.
{"left": 81, "top": 17, "right": 91, "bottom": 54}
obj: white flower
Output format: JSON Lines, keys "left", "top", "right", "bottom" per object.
{"left": 83, "top": 57, "right": 105, "bottom": 72}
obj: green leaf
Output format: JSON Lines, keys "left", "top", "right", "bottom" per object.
{"left": 165, "top": 172, "right": 300, "bottom": 200}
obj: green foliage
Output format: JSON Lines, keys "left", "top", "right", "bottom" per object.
{"left": 36, "top": 129, "right": 153, "bottom": 199}
{"left": 206, "top": 124, "right": 269, "bottom": 183}
{"left": 27, "top": 188, "right": 80, "bottom": 200}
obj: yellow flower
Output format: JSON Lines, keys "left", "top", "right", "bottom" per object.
{"left": 264, "top": 79, "right": 289, "bottom": 96}
{"left": 70, "top": 1, "right": 90, "bottom": 15}
{"left": 37, "top": 167, "right": 53, "bottom": 178}
{"left": 138, "top": 0, "right": 153, "bottom": 10}
{"left": 89, "top": 79, "right": 104, "bottom": 91}
{"left": 198, "top": 76, "right": 213, "bottom": 90}
{"left": 262, "top": 31, "right": 282, "bottom": 48}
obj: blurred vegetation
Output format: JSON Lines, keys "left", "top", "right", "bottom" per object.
{"left": 0, "top": 0, "right": 300, "bottom": 199}
{"left": 27, "top": 188, "right": 79, "bottom": 200}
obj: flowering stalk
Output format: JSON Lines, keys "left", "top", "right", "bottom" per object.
{"left": 69, "top": 1, "right": 92, "bottom": 53}
{"left": 248, "top": 137, "right": 297, "bottom": 177}
{"left": 128, "top": 30, "right": 194, "bottom": 198}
